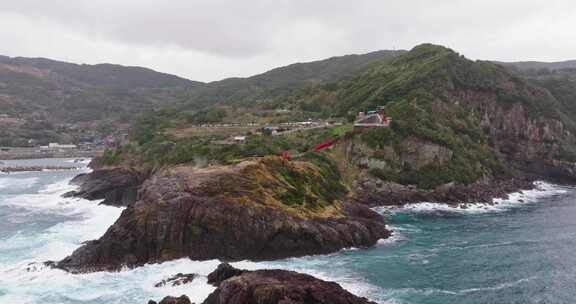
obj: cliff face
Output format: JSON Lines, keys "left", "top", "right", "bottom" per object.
{"left": 310, "top": 45, "right": 576, "bottom": 205}
{"left": 450, "top": 88, "right": 576, "bottom": 182}
{"left": 65, "top": 167, "right": 147, "bottom": 207}
{"left": 450, "top": 89, "right": 570, "bottom": 157}
{"left": 58, "top": 156, "right": 389, "bottom": 272}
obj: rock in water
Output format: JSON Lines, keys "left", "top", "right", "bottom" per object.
{"left": 65, "top": 167, "right": 146, "bottom": 206}
{"left": 155, "top": 273, "right": 197, "bottom": 287}
{"left": 207, "top": 263, "right": 246, "bottom": 286}
{"left": 203, "top": 263, "right": 377, "bottom": 304}
{"left": 148, "top": 295, "right": 192, "bottom": 304}
{"left": 58, "top": 156, "right": 390, "bottom": 272}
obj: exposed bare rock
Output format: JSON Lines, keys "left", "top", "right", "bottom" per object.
{"left": 148, "top": 295, "right": 192, "bottom": 304}
{"left": 57, "top": 157, "right": 390, "bottom": 272}
{"left": 207, "top": 263, "right": 247, "bottom": 286}
{"left": 64, "top": 167, "right": 147, "bottom": 206}
{"left": 155, "top": 273, "right": 198, "bottom": 287}
{"left": 353, "top": 172, "right": 536, "bottom": 206}
{"left": 202, "top": 263, "right": 376, "bottom": 304}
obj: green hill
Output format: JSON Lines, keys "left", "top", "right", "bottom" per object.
{"left": 0, "top": 50, "right": 404, "bottom": 146}
{"left": 115, "top": 44, "right": 576, "bottom": 192}
{"left": 284, "top": 44, "right": 576, "bottom": 187}
{"left": 180, "top": 50, "right": 404, "bottom": 108}
{"left": 502, "top": 62, "right": 576, "bottom": 124}
{"left": 0, "top": 56, "right": 201, "bottom": 146}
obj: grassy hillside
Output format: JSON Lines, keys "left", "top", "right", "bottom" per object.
{"left": 0, "top": 56, "right": 200, "bottom": 146}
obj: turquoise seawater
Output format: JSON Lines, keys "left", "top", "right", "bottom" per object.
{"left": 1, "top": 158, "right": 575, "bottom": 304}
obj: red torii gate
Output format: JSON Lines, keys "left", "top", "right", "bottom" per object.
{"left": 282, "top": 137, "right": 340, "bottom": 160}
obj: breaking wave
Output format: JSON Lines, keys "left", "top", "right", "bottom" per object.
{"left": 375, "top": 181, "right": 569, "bottom": 215}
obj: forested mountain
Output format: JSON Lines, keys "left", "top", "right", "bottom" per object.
{"left": 0, "top": 55, "right": 200, "bottom": 145}
{"left": 501, "top": 62, "right": 576, "bottom": 123}
{"left": 181, "top": 50, "right": 405, "bottom": 108}
{"left": 0, "top": 50, "right": 404, "bottom": 146}
{"left": 500, "top": 60, "right": 576, "bottom": 71}
{"left": 243, "top": 44, "right": 576, "bottom": 187}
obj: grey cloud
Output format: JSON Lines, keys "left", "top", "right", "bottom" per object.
{"left": 4, "top": 0, "right": 566, "bottom": 58}
{"left": 1, "top": 0, "right": 575, "bottom": 81}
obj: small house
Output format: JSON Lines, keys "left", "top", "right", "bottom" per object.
{"left": 353, "top": 106, "right": 392, "bottom": 131}
{"left": 233, "top": 136, "right": 247, "bottom": 144}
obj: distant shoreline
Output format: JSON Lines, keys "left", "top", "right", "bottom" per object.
{"left": 0, "top": 165, "right": 81, "bottom": 173}
{"left": 0, "top": 150, "right": 103, "bottom": 161}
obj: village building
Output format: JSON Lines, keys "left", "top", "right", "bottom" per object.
{"left": 233, "top": 136, "right": 247, "bottom": 144}
{"left": 39, "top": 143, "right": 78, "bottom": 152}
{"left": 353, "top": 106, "right": 392, "bottom": 131}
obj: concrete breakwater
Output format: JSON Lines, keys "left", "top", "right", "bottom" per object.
{"left": 0, "top": 165, "right": 79, "bottom": 173}
{"left": 0, "top": 146, "right": 103, "bottom": 160}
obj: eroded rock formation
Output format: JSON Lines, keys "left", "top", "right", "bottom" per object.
{"left": 148, "top": 295, "right": 192, "bottom": 304}
{"left": 58, "top": 157, "right": 389, "bottom": 272}
{"left": 65, "top": 167, "right": 146, "bottom": 206}
{"left": 203, "top": 263, "right": 377, "bottom": 304}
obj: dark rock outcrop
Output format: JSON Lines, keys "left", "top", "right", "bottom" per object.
{"left": 202, "top": 263, "right": 376, "bottom": 304}
{"left": 64, "top": 167, "right": 146, "bottom": 206}
{"left": 155, "top": 273, "right": 197, "bottom": 287}
{"left": 87, "top": 156, "right": 105, "bottom": 170}
{"left": 207, "top": 263, "right": 247, "bottom": 286}
{"left": 353, "top": 174, "right": 535, "bottom": 206}
{"left": 58, "top": 157, "right": 390, "bottom": 272}
{"left": 148, "top": 295, "right": 192, "bottom": 304}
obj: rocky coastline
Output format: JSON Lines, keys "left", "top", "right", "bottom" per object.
{"left": 64, "top": 167, "right": 147, "bottom": 206}
{"left": 59, "top": 153, "right": 572, "bottom": 303}
{"left": 352, "top": 173, "right": 536, "bottom": 207}
{"left": 58, "top": 156, "right": 389, "bottom": 273}
{"left": 148, "top": 263, "right": 377, "bottom": 304}
{"left": 0, "top": 165, "right": 80, "bottom": 173}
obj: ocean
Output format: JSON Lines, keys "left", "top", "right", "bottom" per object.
{"left": 1, "top": 158, "right": 575, "bottom": 304}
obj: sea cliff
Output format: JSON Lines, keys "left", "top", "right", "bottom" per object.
{"left": 58, "top": 156, "right": 389, "bottom": 272}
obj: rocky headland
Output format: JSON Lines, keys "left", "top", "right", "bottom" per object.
{"left": 57, "top": 156, "right": 389, "bottom": 272}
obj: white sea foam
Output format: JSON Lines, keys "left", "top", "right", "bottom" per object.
{"left": 0, "top": 176, "right": 123, "bottom": 264}
{"left": 0, "top": 167, "right": 288, "bottom": 303}
{"left": 1, "top": 254, "right": 385, "bottom": 304}
{"left": 2, "top": 255, "right": 383, "bottom": 304}
{"left": 64, "top": 159, "right": 91, "bottom": 164}
{"left": 0, "top": 170, "right": 135, "bottom": 304}
{"left": 377, "top": 230, "right": 407, "bottom": 246}
{"left": 382, "top": 276, "right": 535, "bottom": 298}
{"left": 376, "top": 181, "right": 569, "bottom": 215}
{"left": 0, "top": 177, "right": 39, "bottom": 191}
{"left": 2, "top": 169, "right": 95, "bottom": 217}
{"left": 456, "top": 276, "right": 535, "bottom": 293}
{"left": 0, "top": 259, "right": 219, "bottom": 304}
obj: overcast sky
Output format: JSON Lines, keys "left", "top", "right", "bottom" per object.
{"left": 1, "top": 0, "right": 575, "bottom": 82}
